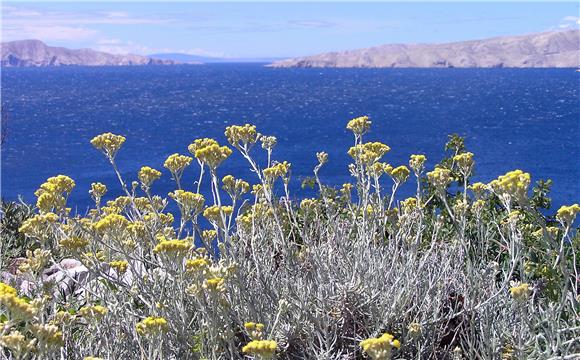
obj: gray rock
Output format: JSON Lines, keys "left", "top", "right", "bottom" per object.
{"left": 1, "top": 39, "right": 179, "bottom": 67}
{"left": 269, "top": 30, "right": 580, "bottom": 68}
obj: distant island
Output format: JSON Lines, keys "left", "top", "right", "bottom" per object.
{"left": 270, "top": 30, "right": 580, "bottom": 68}
{"left": 1, "top": 39, "right": 187, "bottom": 67}
{"left": 150, "top": 53, "right": 286, "bottom": 64}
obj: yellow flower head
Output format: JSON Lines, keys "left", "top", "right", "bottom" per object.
{"left": 347, "top": 115, "right": 371, "bottom": 136}
{"left": 169, "top": 190, "right": 205, "bottom": 215}
{"left": 185, "top": 258, "right": 210, "bottom": 273}
{"left": 94, "top": 213, "right": 129, "bottom": 234}
{"left": 203, "top": 205, "right": 233, "bottom": 224}
{"left": 109, "top": 260, "right": 129, "bottom": 274}
{"left": 59, "top": 236, "right": 90, "bottom": 251}
{"left": 509, "top": 282, "right": 531, "bottom": 302}
{"left": 225, "top": 124, "right": 258, "bottom": 148}
{"left": 222, "top": 175, "right": 250, "bottom": 197}
{"left": 30, "top": 324, "right": 63, "bottom": 346}
{"left": 136, "top": 316, "right": 168, "bottom": 336}
{"left": 79, "top": 305, "right": 108, "bottom": 319}
{"left": 453, "top": 152, "right": 474, "bottom": 172}
{"left": 244, "top": 322, "right": 266, "bottom": 340}
{"left": 0, "top": 330, "right": 37, "bottom": 356}
{"left": 317, "top": 151, "right": 328, "bottom": 164}
{"left": 348, "top": 142, "right": 390, "bottom": 166}
{"left": 556, "top": 204, "right": 580, "bottom": 225}
{"left": 89, "top": 182, "right": 107, "bottom": 201}
{"left": 203, "top": 277, "right": 226, "bottom": 292}
{"left": 263, "top": 161, "right": 291, "bottom": 182}
{"left": 153, "top": 238, "right": 192, "bottom": 255}
{"left": 409, "top": 154, "right": 427, "bottom": 173}
{"left": 360, "top": 333, "right": 401, "bottom": 360}
{"left": 469, "top": 182, "right": 487, "bottom": 199}
{"left": 242, "top": 340, "right": 278, "bottom": 359}
{"left": 390, "top": 165, "right": 410, "bottom": 183}
{"left": 163, "top": 153, "right": 193, "bottom": 175}
{"left": 138, "top": 166, "right": 162, "bottom": 187}
{"left": 260, "top": 135, "right": 277, "bottom": 151}
{"left": 489, "top": 170, "right": 531, "bottom": 201}
{"left": 193, "top": 142, "right": 232, "bottom": 170}
{"left": 90, "top": 132, "right": 126, "bottom": 159}
{"left": 427, "top": 167, "right": 452, "bottom": 190}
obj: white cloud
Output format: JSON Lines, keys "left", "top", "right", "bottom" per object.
{"left": 3, "top": 25, "right": 98, "bottom": 42}
{"left": 1, "top": 5, "right": 175, "bottom": 42}
{"left": 558, "top": 15, "right": 580, "bottom": 29}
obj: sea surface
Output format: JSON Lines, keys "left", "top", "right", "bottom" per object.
{"left": 1, "top": 65, "right": 579, "bottom": 213}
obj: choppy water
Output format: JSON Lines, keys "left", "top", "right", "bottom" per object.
{"left": 1, "top": 65, "right": 579, "bottom": 211}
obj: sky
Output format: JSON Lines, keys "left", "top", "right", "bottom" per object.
{"left": 2, "top": 1, "right": 579, "bottom": 58}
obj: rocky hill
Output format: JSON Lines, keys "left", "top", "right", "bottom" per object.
{"left": 1, "top": 39, "right": 179, "bottom": 67}
{"left": 270, "top": 30, "right": 580, "bottom": 68}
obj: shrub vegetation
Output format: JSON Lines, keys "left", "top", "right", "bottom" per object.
{"left": 1, "top": 117, "right": 578, "bottom": 359}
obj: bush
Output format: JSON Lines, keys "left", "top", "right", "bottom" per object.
{"left": 1, "top": 117, "right": 578, "bottom": 359}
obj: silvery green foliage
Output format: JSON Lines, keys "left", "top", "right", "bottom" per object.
{"left": 1, "top": 123, "right": 578, "bottom": 360}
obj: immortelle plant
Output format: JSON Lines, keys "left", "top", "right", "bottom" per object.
{"left": 1, "top": 116, "right": 578, "bottom": 360}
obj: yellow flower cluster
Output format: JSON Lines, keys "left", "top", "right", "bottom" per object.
{"left": 263, "top": 161, "right": 291, "bottom": 182}
{"left": 242, "top": 340, "right": 278, "bottom": 359}
{"left": 222, "top": 175, "right": 250, "bottom": 197}
{"left": 153, "top": 238, "right": 192, "bottom": 255}
{"left": 469, "top": 182, "right": 487, "bottom": 199}
{"left": 164, "top": 153, "right": 193, "bottom": 174}
{"left": 169, "top": 190, "right": 205, "bottom": 215}
{"left": 369, "top": 162, "right": 393, "bottom": 177}
{"left": 427, "top": 167, "right": 452, "bottom": 189}
{"left": 202, "top": 277, "right": 225, "bottom": 293}
{"left": 300, "top": 198, "right": 318, "bottom": 211}
{"left": 0, "top": 283, "right": 37, "bottom": 320}
{"left": 189, "top": 138, "right": 232, "bottom": 170}
{"left": 0, "top": 330, "right": 36, "bottom": 357}
{"left": 556, "top": 204, "right": 580, "bottom": 225}
{"left": 317, "top": 151, "right": 329, "bottom": 165}
{"left": 203, "top": 205, "right": 234, "bottom": 224}
{"left": 79, "top": 305, "right": 108, "bottom": 319}
{"left": 138, "top": 166, "right": 162, "bottom": 187}
{"left": 237, "top": 203, "right": 274, "bottom": 230}
{"left": 59, "top": 236, "right": 90, "bottom": 251}
{"left": 359, "top": 333, "right": 401, "bottom": 360}
{"left": 34, "top": 175, "right": 75, "bottom": 213}
{"left": 94, "top": 213, "right": 129, "bottom": 234}
{"left": 260, "top": 135, "right": 277, "bottom": 151}
{"left": 136, "top": 316, "right": 168, "bottom": 336}
{"left": 19, "top": 212, "right": 59, "bottom": 239}
{"left": 346, "top": 115, "right": 371, "bottom": 136}
{"left": 244, "top": 322, "right": 265, "bottom": 340}
{"left": 489, "top": 170, "right": 531, "bottom": 200}
{"left": 390, "top": 165, "right": 410, "bottom": 183}
{"left": 109, "top": 260, "right": 129, "bottom": 274}
{"left": 509, "top": 282, "right": 531, "bottom": 302}
{"left": 225, "top": 124, "right": 258, "bottom": 148}
{"left": 89, "top": 182, "right": 107, "bottom": 202}
{"left": 401, "top": 197, "right": 417, "bottom": 212}
{"left": 30, "top": 324, "right": 63, "bottom": 346}
{"left": 453, "top": 152, "right": 474, "bottom": 172}
{"left": 409, "top": 154, "right": 426, "bottom": 173}
{"left": 348, "top": 142, "right": 390, "bottom": 165}
{"left": 90, "top": 132, "right": 126, "bottom": 159}
{"left": 185, "top": 258, "right": 211, "bottom": 273}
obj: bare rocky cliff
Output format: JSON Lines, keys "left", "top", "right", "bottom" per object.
{"left": 270, "top": 30, "right": 580, "bottom": 68}
{"left": 1, "top": 39, "right": 179, "bottom": 67}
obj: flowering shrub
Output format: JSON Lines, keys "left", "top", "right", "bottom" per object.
{"left": 1, "top": 117, "right": 579, "bottom": 359}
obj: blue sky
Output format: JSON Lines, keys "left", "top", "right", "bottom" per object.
{"left": 2, "top": 1, "right": 579, "bottom": 58}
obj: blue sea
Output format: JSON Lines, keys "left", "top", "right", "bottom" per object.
{"left": 1, "top": 65, "right": 579, "bottom": 212}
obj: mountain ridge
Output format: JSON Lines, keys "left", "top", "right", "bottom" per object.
{"left": 1, "top": 39, "right": 183, "bottom": 67}
{"left": 269, "top": 30, "right": 580, "bottom": 68}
